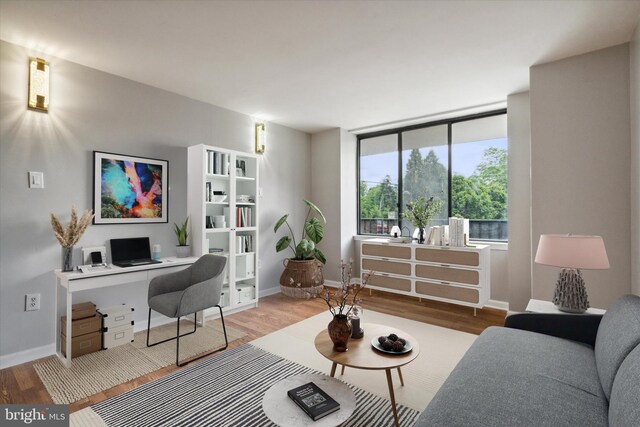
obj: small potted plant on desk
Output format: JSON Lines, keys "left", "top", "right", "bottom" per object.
{"left": 174, "top": 217, "right": 190, "bottom": 258}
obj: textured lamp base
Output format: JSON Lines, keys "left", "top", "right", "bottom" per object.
{"left": 552, "top": 268, "right": 590, "bottom": 313}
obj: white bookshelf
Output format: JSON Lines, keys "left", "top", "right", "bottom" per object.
{"left": 188, "top": 144, "right": 259, "bottom": 314}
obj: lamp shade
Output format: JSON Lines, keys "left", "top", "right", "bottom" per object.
{"left": 390, "top": 226, "right": 401, "bottom": 237}
{"left": 535, "top": 234, "right": 610, "bottom": 269}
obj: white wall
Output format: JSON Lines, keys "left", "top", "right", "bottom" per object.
{"left": 311, "top": 129, "right": 342, "bottom": 281}
{"left": 0, "top": 40, "right": 311, "bottom": 361}
{"left": 506, "top": 92, "right": 532, "bottom": 311}
{"left": 530, "top": 44, "right": 631, "bottom": 308}
{"left": 340, "top": 129, "right": 358, "bottom": 267}
{"left": 631, "top": 20, "right": 640, "bottom": 296}
{"left": 310, "top": 128, "right": 357, "bottom": 282}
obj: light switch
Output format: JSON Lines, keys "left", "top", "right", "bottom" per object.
{"left": 28, "top": 171, "right": 44, "bottom": 189}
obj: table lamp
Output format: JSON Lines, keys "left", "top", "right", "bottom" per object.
{"left": 534, "top": 234, "right": 609, "bottom": 313}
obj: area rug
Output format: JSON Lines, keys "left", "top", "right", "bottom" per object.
{"left": 251, "top": 309, "right": 477, "bottom": 411}
{"left": 70, "top": 344, "right": 420, "bottom": 427}
{"left": 34, "top": 318, "right": 245, "bottom": 404}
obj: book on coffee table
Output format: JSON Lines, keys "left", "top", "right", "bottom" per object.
{"left": 287, "top": 381, "right": 341, "bottom": 421}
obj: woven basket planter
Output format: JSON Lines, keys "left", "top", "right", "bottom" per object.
{"left": 279, "top": 259, "right": 324, "bottom": 299}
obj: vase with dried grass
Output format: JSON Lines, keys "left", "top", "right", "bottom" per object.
{"left": 50, "top": 206, "right": 94, "bottom": 271}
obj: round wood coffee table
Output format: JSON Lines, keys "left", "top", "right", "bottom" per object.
{"left": 314, "top": 323, "right": 419, "bottom": 427}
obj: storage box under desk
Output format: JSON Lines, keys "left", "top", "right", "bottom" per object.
{"left": 99, "top": 304, "right": 135, "bottom": 349}
{"left": 98, "top": 304, "right": 134, "bottom": 329}
{"left": 71, "top": 301, "right": 97, "bottom": 320}
{"left": 61, "top": 331, "right": 101, "bottom": 358}
{"left": 61, "top": 313, "right": 102, "bottom": 338}
{"left": 102, "top": 324, "right": 134, "bottom": 349}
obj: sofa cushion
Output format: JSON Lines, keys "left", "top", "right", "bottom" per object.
{"left": 594, "top": 294, "right": 640, "bottom": 400}
{"left": 608, "top": 343, "right": 640, "bottom": 426}
{"left": 416, "top": 327, "right": 608, "bottom": 427}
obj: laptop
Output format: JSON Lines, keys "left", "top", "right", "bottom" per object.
{"left": 110, "top": 237, "right": 162, "bottom": 267}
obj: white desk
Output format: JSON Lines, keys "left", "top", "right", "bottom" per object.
{"left": 54, "top": 257, "right": 198, "bottom": 367}
{"left": 526, "top": 299, "right": 606, "bottom": 315}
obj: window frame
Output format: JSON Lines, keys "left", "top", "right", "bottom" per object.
{"left": 357, "top": 108, "right": 507, "bottom": 240}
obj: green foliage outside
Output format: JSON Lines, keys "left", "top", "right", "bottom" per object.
{"left": 360, "top": 147, "right": 507, "bottom": 221}
{"left": 359, "top": 175, "right": 398, "bottom": 219}
{"left": 451, "top": 147, "right": 507, "bottom": 220}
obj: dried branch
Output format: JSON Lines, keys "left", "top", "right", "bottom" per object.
{"left": 50, "top": 207, "right": 94, "bottom": 247}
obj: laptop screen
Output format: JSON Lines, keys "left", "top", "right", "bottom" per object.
{"left": 110, "top": 237, "right": 152, "bottom": 263}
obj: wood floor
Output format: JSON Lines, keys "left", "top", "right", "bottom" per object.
{"left": 0, "top": 290, "right": 505, "bottom": 413}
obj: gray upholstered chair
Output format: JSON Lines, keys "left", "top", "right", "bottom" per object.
{"left": 146, "top": 254, "right": 228, "bottom": 366}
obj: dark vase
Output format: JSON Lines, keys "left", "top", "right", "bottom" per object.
{"left": 61, "top": 246, "right": 73, "bottom": 272}
{"left": 328, "top": 314, "right": 351, "bottom": 352}
{"left": 418, "top": 227, "right": 426, "bottom": 244}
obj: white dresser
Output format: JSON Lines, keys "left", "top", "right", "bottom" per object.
{"left": 359, "top": 239, "right": 490, "bottom": 309}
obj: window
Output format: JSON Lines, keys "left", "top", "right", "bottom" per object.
{"left": 359, "top": 134, "right": 398, "bottom": 235}
{"left": 358, "top": 110, "right": 507, "bottom": 241}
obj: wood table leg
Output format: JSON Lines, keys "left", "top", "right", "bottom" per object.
{"left": 385, "top": 368, "right": 400, "bottom": 427}
{"left": 341, "top": 365, "right": 345, "bottom": 375}
{"left": 397, "top": 367, "right": 404, "bottom": 386}
{"left": 330, "top": 362, "right": 337, "bottom": 377}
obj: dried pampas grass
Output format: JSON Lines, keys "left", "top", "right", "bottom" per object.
{"left": 50, "top": 206, "right": 94, "bottom": 248}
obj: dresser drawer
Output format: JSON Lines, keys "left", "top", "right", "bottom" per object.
{"left": 415, "top": 247, "right": 479, "bottom": 267}
{"left": 362, "top": 244, "right": 411, "bottom": 260}
{"left": 365, "top": 273, "right": 411, "bottom": 292}
{"left": 415, "top": 281, "right": 479, "bottom": 303}
{"left": 362, "top": 258, "right": 411, "bottom": 276}
{"left": 415, "top": 264, "right": 479, "bottom": 285}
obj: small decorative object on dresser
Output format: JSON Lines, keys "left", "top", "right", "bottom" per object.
{"left": 50, "top": 206, "right": 94, "bottom": 271}
{"left": 535, "top": 234, "right": 610, "bottom": 313}
{"left": 403, "top": 196, "right": 444, "bottom": 244}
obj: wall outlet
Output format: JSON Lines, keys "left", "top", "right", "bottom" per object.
{"left": 25, "top": 293, "right": 40, "bottom": 311}
{"left": 257, "top": 258, "right": 262, "bottom": 269}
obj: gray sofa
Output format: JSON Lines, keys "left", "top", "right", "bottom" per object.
{"left": 415, "top": 294, "right": 640, "bottom": 426}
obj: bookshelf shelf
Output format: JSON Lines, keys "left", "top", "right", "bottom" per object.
{"left": 188, "top": 144, "right": 259, "bottom": 312}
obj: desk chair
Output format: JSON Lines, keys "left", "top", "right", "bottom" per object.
{"left": 146, "top": 254, "right": 228, "bottom": 366}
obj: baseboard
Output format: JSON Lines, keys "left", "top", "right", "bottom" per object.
{"left": 324, "top": 280, "right": 341, "bottom": 288}
{"left": 259, "top": 286, "right": 281, "bottom": 298}
{"left": 0, "top": 343, "right": 56, "bottom": 370}
{"left": 485, "top": 299, "right": 509, "bottom": 311}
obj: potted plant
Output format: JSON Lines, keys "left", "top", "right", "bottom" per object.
{"left": 403, "top": 196, "right": 444, "bottom": 243}
{"left": 174, "top": 216, "right": 190, "bottom": 258}
{"left": 320, "top": 261, "right": 371, "bottom": 351}
{"left": 274, "top": 199, "right": 326, "bottom": 298}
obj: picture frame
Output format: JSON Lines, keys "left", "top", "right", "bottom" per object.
{"left": 93, "top": 151, "right": 168, "bottom": 224}
{"left": 236, "top": 159, "right": 246, "bottom": 177}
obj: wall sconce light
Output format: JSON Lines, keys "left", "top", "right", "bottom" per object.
{"left": 28, "top": 57, "right": 50, "bottom": 112}
{"left": 255, "top": 122, "right": 266, "bottom": 154}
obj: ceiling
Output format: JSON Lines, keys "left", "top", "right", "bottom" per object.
{"left": 1, "top": 1, "right": 639, "bottom": 134}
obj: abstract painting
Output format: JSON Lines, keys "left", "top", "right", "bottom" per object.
{"left": 93, "top": 151, "right": 168, "bottom": 224}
